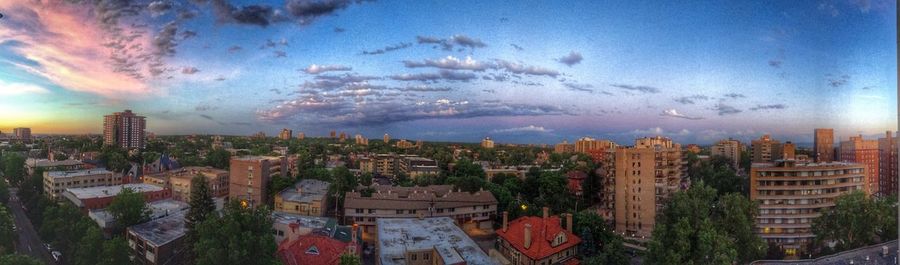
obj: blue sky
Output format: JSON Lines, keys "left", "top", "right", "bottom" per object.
{"left": 0, "top": 0, "right": 895, "bottom": 145}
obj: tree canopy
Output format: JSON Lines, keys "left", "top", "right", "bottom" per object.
{"left": 812, "top": 191, "right": 898, "bottom": 253}
{"left": 193, "top": 200, "right": 277, "bottom": 265}
{"left": 107, "top": 187, "right": 150, "bottom": 234}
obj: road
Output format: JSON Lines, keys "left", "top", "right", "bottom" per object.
{"left": 8, "top": 188, "right": 56, "bottom": 265}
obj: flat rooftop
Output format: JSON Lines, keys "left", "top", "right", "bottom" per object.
{"left": 26, "top": 158, "right": 84, "bottom": 167}
{"left": 232, "top": 155, "right": 282, "bottom": 161}
{"left": 128, "top": 212, "right": 186, "bottom": 247}
{"left": 66, "top": 183, "right": 163, "bottom": 199}
{"left": 272, "top": 211, "right": 331, "bottom": 229}
{"left": 90, "top": 199, "right": 188, "bottom": 229}
{"left": 46, "top": 168, "right": 112, "bottom": 179}
{"left": 753, "top": 161, "right": 864, "bottom": 169}
{"left": 377, "top": 217, "right": 497, "bottom": 265}
{"left": 279, "top": 179, "right": 330, "bottom": 203}
{"left": 751, "top": 240, "right": 897, "bottom": 265}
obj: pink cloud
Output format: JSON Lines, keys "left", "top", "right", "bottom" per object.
{"left": 0, "top": 1, "right": 156, "bottom": 99}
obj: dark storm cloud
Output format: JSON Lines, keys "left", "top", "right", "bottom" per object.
{"left": 609, "top": 84, "right": 660, "bottom": 93}
{"left": 556, "top": 51, "right": 583, "bottom": 66}
{"left": 361, "top": 42, "right": 413, "bottom": 55}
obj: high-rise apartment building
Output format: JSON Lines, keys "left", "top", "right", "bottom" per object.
{"left": 750, "top": 160, "right": 867, "bottom": 256}
{"left": 814, "top": 128, "right": 835, "bottom": 163}
{"left": 605, "top": 136, "right": 682, "bottom": 237}
{"left": 751, "top": 134, "right": 784, "bottom": 163}
{"left": 840, "top": 134, "right": 880, "bottom": 194}
{"left": 711, "top": 138, "right": 742, "bottom": 169}
{"left": 878, "top": 131, "right": 898, "bottom": 196}
{"left": 13, "top": 127, "right": 31, "bottom": 143}
{"left": 554, "top": 140, "right": 575, "bottom": 154}
{"left": 575, "top": 137, "right": 617, "bottom": 162}
{"left": 103, "top": 110, "right": 146, "bottom": 149}
{"left": 783, "top": 141, "right": 796, "bottom": 160}
{"left": 354, "top": 134, "right": 368, "bottom": 145}
{"left": 481, "top": 137, "right": 495, "bottom": 149}
{"left": 229, "top": 156, "right": 287, "bottom": 207}
{"left": 383, "top": 133, "right": 390, "bottom": 143}
{"left": 279, "top": 128, "right": 292, "bottom": 140}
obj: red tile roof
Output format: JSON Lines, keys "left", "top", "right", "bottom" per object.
{"left": 497, "top": 215, "right": 582, "bottom": 261}
{"left": 277, "top": 235, "right": 359, "bottom": 265}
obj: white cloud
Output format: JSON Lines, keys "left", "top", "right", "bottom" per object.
{"left": 660, "top": 109, "right": 703, "bottom": 120}
{"left": 0, "top": 81, "right": 50, "bottom": 96}
{"left": 492, "top": 125, "right": 554, "bottom": 134}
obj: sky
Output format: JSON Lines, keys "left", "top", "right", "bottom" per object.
{"left": 0, "top": 0, "right": 896, "bottom": 145}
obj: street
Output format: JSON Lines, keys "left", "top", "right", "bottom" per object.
{"left": 8, "top": 188, "right": 56, "bottom": 265}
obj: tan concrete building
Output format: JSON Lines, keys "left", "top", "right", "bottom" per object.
{"left": 126, "top": 212, "right": 187, "bottom": 265}
{"left": 229, "top": 156, "right": 287, "bottom": 207}
{"left": 144, "top": 167, "right": 229, "bottom": 202}
{"left": 43, "top": 168, "right": 120, "bottom": 199}
{"left": 878, "top": 131, "right": 898, "bottom": 196}
{"left": 343, "top": 185, "right": 497, "bottom": 237}
{"left": 751, "top": 134, "right": 784, "bottom": 163}
{"left": 814, "top": 128, "right": 835, "bottom": 163}
{"left": 481, "top": 137, "right": 495, "bottom": 149}
{"left": 840, "top": 134, "right": 880, "bottom": 194}
{"left": 103, "top": 109, "right": 146, "bottom": 149}
{"left": 279, "top": 128, "right": 292, "bottom": 140}
{"left": 553, "top": 140, "right": 575, "bottom": 154}
{"left": 274, "top": 179, "right": 330, "bottom": 216}
{"left": 750, "top": 160, "right": 867, "bottom": 256}
{"left": 783, "top": 141, "right": 796, "bottom": 160}
{"left": 604, "top": 136, "right": 682, "bottom": 237}
{"left": 574, "top": 137, "right": 615, "bottom": 153}
{"left": 711, "top": 138, "right": 742, "bottom": 169}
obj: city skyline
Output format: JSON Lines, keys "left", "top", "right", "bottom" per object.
{"left": 0, "top": 0, "right": 897, "bottom": 145}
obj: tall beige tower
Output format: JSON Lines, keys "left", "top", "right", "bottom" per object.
{"left": 103, "top": 110, "right": 146, "bottom": 149}
{"left": 814, "top": 128, "right": 834, "bottom": 163}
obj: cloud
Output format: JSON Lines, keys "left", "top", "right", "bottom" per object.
{"left": 181, "top": 30, "right": 198, "bottom": 39}
{"left": 610, "top": 84, "right": 661, "bottom": 93}
{"left": 556, "top": 51, "right": 583, "bottom": 66}
{"left": 768, "top": 59, "right": 783, "bottom": 68}
{"left": 334, "top": 27, "right": 346, "bottom": 33}
{"left": 389, "top": 70, "right": 477, "bottom": 82}
{"left": 209, "top": 0, "right": 277, "bottom": 26}
{"left": 301, "top": 73, "right": 380, "bottom": 90}
{"left": 195, "top": 104, "right": 218, "bottom": 111}
{"left": 153, "top": 21, "right": 179, "bottom": 57}
{"left": 416, "top": 34, "right": 487, "bottom": 51}
{"left": 510, "top": 43, "right": 524, "bottom": 51}
{"left": 0, "top": 81, "right": 50, "bottom": 96}
{"left": 563, "top": 83, "right": 593, "bottom": 93}
{"left": 181, "top": 67, "right": 200, "bottom": 74}
{"left": 303, "top": 64, "right": 352, "bottom": 74}
{"left": 285, "top": 0, "right": 368, "bottom": 24}
{"left": 214, "top": 76, "right": 226, "bottom": 81}
{"left": 148, "top": 1, "right": 173, "bottom": 16}
{"left": 361, "top": 42, "right": 412, "bottom": 55}
{"left": 227, "top": 45, "right": 243, "bottom": 53}
{"left": 713, "top": 103, "right": 742, "bottom": 115}
{"left": 827, "top": 74, "right": 850, "bottom": 87}
{"left": 494, "top": 60, "right": 560, "bottom": 77}
{"left": 397, "top": 86, "right": 453, "bottom": 92}
{"left": 492, "top": 125, "right": 553, "bottom": 134}
{"left": 723, "top": 93, "right": 745, "bottom": 99}
{"left": 258, "top": 97, "right": 570, "bottom": 126}
{"left": 199, "top": 114, "right": 215, "bottom": 120}
{"left": 403, "top": 56, "right": 492, "bottom": 71}
{"left": 674, "top": 95, "right": 710, "bottom": 104}
{"left": 0, "top": 1, "right": 153, "bottom": 98}
{"left": 273, "top": 50, "right": 287, "bottom": 57}
{"left": 749, "top": 104, "right": 787, "bottom": 111}
{"left": 660, "top": 109, "right": 703, "bottom": 120}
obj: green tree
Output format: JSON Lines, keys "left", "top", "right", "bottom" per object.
{"left": 0, "top": 206, "right": 14, "bottom": 255}
{"left": 108, "top": 187, "right": 150, "bottom": 234}
{"left": 73, "top": 226, "right": 104, "bottom": 265}
{"left": 98, "top": 237, "right": 131, "bottom": 265}
{"left": 646, "top": 183, "right": 737, "bottom": 265}
{"left": 339, "top": 253, "right": 362, "bottom": 265}
{"left": 0, "top": 181, "right": 9, "bottom": 204}
{"left": 194, "top": 200, "right": 277, "bottom": 265}
{"left": 715, "top": 193, "right": 766, "bottom": 262}
{"left": 187, "top": 175, "right": 217, "bottom": 230}
{"left": 0, "top": 254, "right": 43, "bottom": 265}
{"left": 204, "top": 149, "right": 231, "bottom": 169}
{"left": 574, "top": 210, "right": 627, "bottom": 264}
{"left": 103, "top": 152, "right": 130, "bottom": 173}
{"left": 1, "top": 154, "right": 25, "bottom": 185}
{"left": 812, "top": 191, "right": 896, "bottom": 252}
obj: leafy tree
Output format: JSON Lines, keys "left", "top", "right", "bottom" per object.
{"left": 194, "top": 200, "right": 277, "bottom": 265}
{"left": 714, "top": 193, "right": 765, "bottom": 262}
{"left": 695, "top": 155, "right": 747, "bottom": 196}
{"left": 73, "top": 226, "right": 104, "bottom": 265}
{"left": 0, "top": 181, "right": 8, "bottom": 204}
{"left": 103, "top": 152, "right": 129, "bottom": 173}
{"left": 0, "top": 254, "right": 43, "bottom": 265}
{"left": 108, "top": 187, "right": 150, "bottom": 234}
{"left": 535, "top": 171, "right": 572, "bottom": 213}
{"left": 359, "top": 172, "right": 373, "bottom": 186}
{"left": 204, "top": 149, "right": 231, "bottom": 169}
{"left": 268, "top": 176, "right": 295, "bottom": 202}
{"left": 0, "top": 206, "right": 14, "bottom": 255}
{"left": 574, "top": 210, "right": 628, "bottom": 264}
{"left": 53, "top": 152, "right": 69, "bottom": 161}
{"left": 339, "top": 253, "right": 362, "bottom": 265}
{"left": 188, "top": 175, "right": 216, "bottom": 230}
{"left": 97, "top": 237, "right": 131, "bottom": 265}
{"left": 812, "top": 191, "right": 897, "bottom": 253}
{"left": 646, "top": 183, "right": 737, "bottom": 265}
{"left": 450, "top": 159, "right": 486, "bottom": 179}
{"left": 1, "top": 154, "right": 25, "bottom": 185}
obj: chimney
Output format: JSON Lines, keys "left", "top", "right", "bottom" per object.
{"left": 523, "top": 223, "right": 532, "bottom": 249}
{"left": 502, "top": 211, "right": 509, "bottom": 232}
{"left": 565, "top": 213, "right": 573, "bottom": 233}
{"left": 542, "top": 207, "right": 549, "bottom": 220}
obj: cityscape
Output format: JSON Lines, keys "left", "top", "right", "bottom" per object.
{"left": 0, "top": 1, "right": 897, "bottom": 265}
